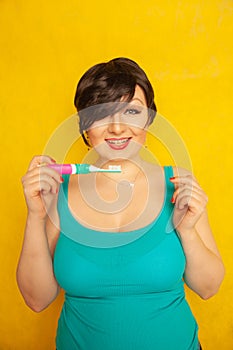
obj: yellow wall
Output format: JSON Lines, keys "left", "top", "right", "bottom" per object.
{"left": 0, "top": 1, "right": 232, "bottom": 349}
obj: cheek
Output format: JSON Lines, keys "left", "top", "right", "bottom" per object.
{"left": 87, "top": 128, "right": 105, "bottom": 147}
{"left": 134, "top": 129, "right": 147, "bottom": 144}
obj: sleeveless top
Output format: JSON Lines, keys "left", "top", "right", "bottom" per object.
{"left": 54, "top": 166, "right": 199, "bottom": 350}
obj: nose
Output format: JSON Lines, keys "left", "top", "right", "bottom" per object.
{"left": 107, "top": 113, "right": 126, "bottom": 134}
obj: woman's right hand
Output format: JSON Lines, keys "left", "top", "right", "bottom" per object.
{"left": 21, "top": 155, "right": 63, "bottom": 220}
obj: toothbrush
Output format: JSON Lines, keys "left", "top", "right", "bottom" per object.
{"left": 47, "top": 163, "right": 121, "bottom": 174}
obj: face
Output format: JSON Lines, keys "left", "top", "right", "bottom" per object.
{"left": 87, "top": 85, "right": 149, "bottom": 161}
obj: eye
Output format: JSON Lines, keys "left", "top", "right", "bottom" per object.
{"left": 124, "top": 108, "right": 141, "bottom": 116}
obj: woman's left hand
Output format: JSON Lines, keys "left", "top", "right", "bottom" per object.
{"left": 170, "top": 174, "right": 208, "bottom": 235}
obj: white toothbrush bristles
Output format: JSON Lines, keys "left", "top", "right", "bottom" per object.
{"left": 98, "top": 165, "right": 121, "bottom": 173}
{"left": 88, "top": 165, "right": 121, "bottom": 173}
{"left": 107, "top": 165, "right": 121, "bottom": 172}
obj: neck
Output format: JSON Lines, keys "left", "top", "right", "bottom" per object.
{"left": 94, "top": 156, "right": 143, "bottom": 188}
{"left": 96, "top": 155, "right": 142, "bottom": 175}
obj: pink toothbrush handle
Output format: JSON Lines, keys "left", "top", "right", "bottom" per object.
{"left": 48, "top": 164, "right": 72, "bottom": 174}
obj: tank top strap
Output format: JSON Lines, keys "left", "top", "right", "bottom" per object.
{"left": 163, "top": 165, "right": 174, "bottom": 180}
{"left": 61, "top": 174, "right": 70, "bottom": 199}
{"left": 57, "top": 174, "right": 70, "bottom": 214}
{"left": 163, "top": 166, "right": 176, "bottom": 233}
{"left": 163, "top": 166, "right": 175, "bottom": 203}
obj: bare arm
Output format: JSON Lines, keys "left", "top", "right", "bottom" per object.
{"left": 170, "top": 168, "right": 225, "bottom": 299}
{"left": 16, "top": 156, "right": 62, "bottom": 312}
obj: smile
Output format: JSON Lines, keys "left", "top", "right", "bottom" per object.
{"left": 105, "top": 137, "right": 131, "bottom": 150}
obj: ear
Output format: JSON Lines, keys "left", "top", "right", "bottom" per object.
{"left": 81, "top": 131, "right": 91, "bottom": 149}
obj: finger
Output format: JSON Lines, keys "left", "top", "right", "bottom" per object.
{"left": 36, "top": 172, "right": 61, "bottom": 195}
{"left": 38, "top": 165, "right": 64, "bottom": 185}
{"left": 172, "top": 186, "right": 208, "bottom": 207}
{"left": 172, "top": 185, "right": 206, "bottom": 203}
{"left": 170, "top": 175, "right": 199, "bottom": 188}
{"left": 39, "top": 174, "right": 60, "bottom": 195}
{"left": 170, "top": 175, "right": 207, "bottom": 203}
{"left": 39, "top": 180, "right": 53, "bottom": 196}
{"left": 23, "top": 172, "right": 60, "bottom": 196}
{"left": 174, "top": 190, "right": 208, "bottom": 211}
{"left": 24, "top": 162, "right": 63, "bottom": 185}
{"left": 23, "top": 178, "right": 52, "bottom": 198}
{"left": 24, "top": 178, "right": 50, "bottom": 196}
{"left": 176, "top": 196, "right": 206, "bottom": 214}
{"left": 28, "top": 155, "right": 56, "bottom": 171}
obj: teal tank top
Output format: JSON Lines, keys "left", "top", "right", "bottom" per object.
{"left": 54, "top": 166, "right": 199, "bottom": 350}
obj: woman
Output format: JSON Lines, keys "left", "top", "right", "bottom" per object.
{"left": 17, "top": 58, "right": 224, "bottom": 350}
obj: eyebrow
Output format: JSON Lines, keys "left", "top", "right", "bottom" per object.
{"left": 130, "top": 98, "right": 145, "bottom": 105}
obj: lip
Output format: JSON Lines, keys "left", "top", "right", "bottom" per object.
{"left": 105, "top": 137, "right": 132, "bottom": 150}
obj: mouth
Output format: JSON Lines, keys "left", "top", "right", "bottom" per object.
{"left": 105, "top": 137, "right": 132, "bottom": 150}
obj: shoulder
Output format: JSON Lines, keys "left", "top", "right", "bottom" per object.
{"left": 140, "top": 160, "right": 161, "bottom": 175}
{"left": 172, "top": 166, "right": 196, "bottom": 179}
{"left": 138, "top": 162, "right": 197, "bottom": 181}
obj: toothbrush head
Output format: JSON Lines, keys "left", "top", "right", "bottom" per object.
{"left": 106, "top": 165, "right": 122, "bottom": 173}
{"left": 88, "top": 164, "right": 122, "bottom": 173}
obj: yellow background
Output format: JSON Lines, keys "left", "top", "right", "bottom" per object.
{"left": 0, "top": 0, "right": 232, "bottom": 349}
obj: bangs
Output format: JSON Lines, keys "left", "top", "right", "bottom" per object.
{"left": 76, "top": 71, "right": 136, "bottom": 109}
{"left": 77, "top": 72, "right": 136, "bottom": 133}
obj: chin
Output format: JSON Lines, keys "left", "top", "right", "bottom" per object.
{"left": 94, "top": 140, "right": 143, "bottom": 160}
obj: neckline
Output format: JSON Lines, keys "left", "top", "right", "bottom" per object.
{"left": 59, "top": 166, "right": 174, "bottom": 248}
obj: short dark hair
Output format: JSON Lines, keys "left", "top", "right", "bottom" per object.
{"left": 74, "top": 57, "right": 157, "bottom": 145}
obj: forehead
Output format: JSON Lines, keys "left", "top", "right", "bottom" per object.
{"left": 130, "top": 85, "right": 147, "bottom": 105}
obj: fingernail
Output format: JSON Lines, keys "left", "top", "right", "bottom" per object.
{"left": 51, "top": 158, "right": 56, "bottom": 163}
{"left": 170, "top": 197, "right": 175, "bottom": 203}
{"left": 170, "top": 177, "right": 175, "bottom": 181}
{"left": 60, "top": 176, "right": 64, "bottom": 183}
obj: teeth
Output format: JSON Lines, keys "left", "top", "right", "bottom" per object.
{"left": 107, "top": 139, "right": 129, "bottom": 145}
